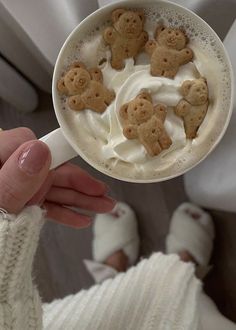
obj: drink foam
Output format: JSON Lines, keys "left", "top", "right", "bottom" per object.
{"left": 55, "top": 1, "right": 233, "bottom": 182}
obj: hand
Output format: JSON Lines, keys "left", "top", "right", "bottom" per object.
{"left": 0, "top": 128, "right": 116, "bottom": 228}
{"left": 103, "top": 27, "right": 116, "bottom": 44}
{"left": 175, "top": 100, "right": 190, "bottom": 117}
{"left": 144, "top": 40, "right": 157, "bottom": 56}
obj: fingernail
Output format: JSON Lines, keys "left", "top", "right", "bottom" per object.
{"left": 104, "top": 184, "right": 110, "bottom": 193}
{"left": 106, "top": 197, "right": 117, "bottom": 207}
{"left": 95, "top": 181, "right": 110, "bottom": 195}
{"left": 71, "top": 217, "right": 92, "bottom": 229}
{"left": 18, "top": 141, "right": 50, "bottom": 175}
{"left": 81, "top": 218, "right": 92, "bottom": 228}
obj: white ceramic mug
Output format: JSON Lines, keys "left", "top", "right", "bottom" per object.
{"left": 40, "top": 0, "right": 234, "bottom": 182}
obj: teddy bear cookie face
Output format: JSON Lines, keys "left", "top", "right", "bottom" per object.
{"left": 114, "top": 10, "right": 144, "bottom": 39}
{"left": 126, "top": 98, "right": 154, "bottom": 125}
{"left": 64, "top": 68, "right": 91, "bottom": 95}
{"left": 181, "top": 78, "right": 208, "bottom": 105}
{"left": 157, "top": 27, "right": 188, "bottom": 50}
{"left": 57, "top": 62, "right": 115, "bottom": 113}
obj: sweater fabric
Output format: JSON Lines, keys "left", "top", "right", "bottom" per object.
{"left": 0, "top": 206, "right": 202, "bottom": 330}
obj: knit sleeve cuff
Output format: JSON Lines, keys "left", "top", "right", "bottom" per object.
{"left": 0, "top": 206, "right": 45, "bottom": 302}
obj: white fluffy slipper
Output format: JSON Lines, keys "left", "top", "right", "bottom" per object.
{"left": 84, "top": 202, "right": 139, "bottom": 283}
{"left": 166, "top": 202, "right": 215, "bottom": 277}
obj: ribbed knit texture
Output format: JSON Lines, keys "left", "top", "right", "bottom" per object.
{"left": 0, "top": 206, "right": 44, "bottom": 330}
{"left": 43, "top": 253, "right": 201, "bottom": 330}
{"left": 0, "top": 206, "right": 202, "bottom": 330}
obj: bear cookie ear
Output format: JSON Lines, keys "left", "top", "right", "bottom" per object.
{"left": 181, "top": 80, "right": 193, "bottom": 96}
{"left": 137, "top": 10, "right": 145, "bottom": 23}
{"left": 178, "top": 27, "right": 189, "bottom": 43}
{"left": 120, "top": 103, "right": 129, "bottom": 119}
{"left": 69, "top": 61, "right": 86, "bottom": 70}
{"left": 155, "top": 25, "right": 166, "bottom": 38}
{"left": 137, "top": 90, "right": 152, "bottom": 103}
{"left": 199, "top": 76, "right": 207, "bottom": 84}
{"left": 112, "top": 8, "right": 126, "bottom": 23}
{"left": 57, "top": 77, "right": 68, "bottom": 94}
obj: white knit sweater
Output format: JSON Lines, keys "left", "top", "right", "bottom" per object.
{"left": 0, "top": 206, "right": 202, "bottom": 330}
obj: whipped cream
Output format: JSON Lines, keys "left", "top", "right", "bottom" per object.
{"left": 71, "top": 58, "right": 200, "bottom": 175}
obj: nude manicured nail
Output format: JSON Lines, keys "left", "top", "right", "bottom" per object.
{"left": 18, "top": 141, "right": 50, "bottom": 175}
{"left": 107, "top": 197, "right": 117, "bottom": 206}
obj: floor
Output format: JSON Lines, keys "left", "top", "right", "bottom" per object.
{"left": 0, "top": 92, "right": 236, "bottom": 322}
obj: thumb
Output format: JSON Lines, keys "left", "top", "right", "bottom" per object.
{"left": 0, "top": 140, "right": 51, "bottom": 214}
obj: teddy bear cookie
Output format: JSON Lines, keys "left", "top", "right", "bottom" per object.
{"left": 57, "top": 61, "right": 115, "bottom": 113}
{"left": 103, "top": 9, "right": 148, "bottom": 70}
{"left": 174, "top": 77, "right": 209, "bottom": 139}
{"left": 145, "top": 25, "right": 193, "bottom": 79}
{"left": 119, "top": 91, "right": 172, "bottom": 156}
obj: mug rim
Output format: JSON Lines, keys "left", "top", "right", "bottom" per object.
{"left": 52, "top": 0, "right": 234, "bottom": 183}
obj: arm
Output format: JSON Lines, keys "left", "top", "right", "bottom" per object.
{"left": 119, "top": 103, "right": 129, "bottom": 120}
{"left": 0, "top": 206, "right": 44, "bottom": 329}
{"left": 104, "top": 88, "right": 115, "bottom": 104}
{"left": 159, "top": 130, "right": 172, "bottom": 150}
{"left": 57, "top": 77, "right": 68, "bottom": 95}
{"left": 138, "top": 31, "right": 149, "bottom": 48}
{"left": 123, "top": 125, "right": 138, "bottom": 139}
{"left": 175, "top": 100, "right": 191, "bottom": 117}
{"left": 154, "top": 104, "right": 167, "bottom": 122}
{"left": 103, "top": 27, "right": 117, "bottom": 45}
{"left": 0, "top": 128, "right": 117, "bottom": 328}
{"left": 145, "top": 40, "right": 157, "bottom": 56}
{"left": 89, "top": 68, "right": 103, "bottom": 83}
{"left": 68, "top": 95, "right": 85, "bottom": 111}
{"left": 179, "top": 48, "right": 193, "bottom": 65}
